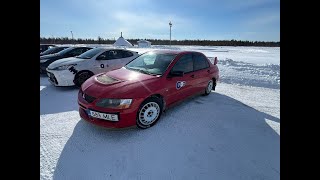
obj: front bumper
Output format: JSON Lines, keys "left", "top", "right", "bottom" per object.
{"left": 46, "top": 69, "right": 76, "bottom": 86}
{"left": 78, "top": 90, "right": 144, "bottom": 128}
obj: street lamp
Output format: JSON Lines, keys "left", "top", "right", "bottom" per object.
{"left": 52, "top": 35, "right": 54, "bottom": 44}
{"left": 70, "top": 31, "right": 74, "bottom": 45}
{"left": 169, "top": 21, "right": 172, "bottom": 46}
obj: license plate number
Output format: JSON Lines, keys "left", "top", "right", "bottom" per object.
{"left": 89, "top": 110, "right": 118, "bottom": 121}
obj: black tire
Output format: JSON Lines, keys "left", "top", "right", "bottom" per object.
{"left": 74, "top": 71, "right": 94, "bottom": 87}
{"left": 136, "top": 97, "right": 163, "bottom": 129}
{"left": 203, "top": 79, "right": 214, "bottom": 96}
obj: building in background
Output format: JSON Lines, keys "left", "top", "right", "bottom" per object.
{"left": 113, "top": 32, "right": 133, "bottom": 47}
{"left": 137, "top": 40, "right": 151, "bottom": 48}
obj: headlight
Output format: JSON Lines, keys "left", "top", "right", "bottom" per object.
{"left": 40, "top": 59, "right": 49, "bottom": 63}
{"left": 53, "top": 64, "right": 77, "bottom": 70}
{"left": 96, "top": 98, "right": 132, "bottom": 109}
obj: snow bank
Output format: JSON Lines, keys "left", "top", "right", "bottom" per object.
{"left": 215, "top": 58, "right": 280, "bottom": 89}
{"left": 40, "top": 45, "right": 280, "bottom": 180}
{"left": 41, "top": 81, "right": 279, "bottom": 180}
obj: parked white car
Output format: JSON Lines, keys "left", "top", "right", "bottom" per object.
{"left": 46, "top": 48, "right": 139, "bottom": 86}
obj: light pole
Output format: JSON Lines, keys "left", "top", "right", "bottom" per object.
{"left": 70, "top": 31, "right": 74, "bottom": 45}
{"left": 52, "top": 35, "right": 54, "bottom": 44}
{"left": 169, "top": 21, "right": 172, "bottom": 46}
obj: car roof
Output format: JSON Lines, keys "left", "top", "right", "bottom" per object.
{"left": 40, "top": 44, "right": 56, "bottom": 46}
{"left": 145, "top": 50, "right": 203, "bottom": 55}
{"left": 91, "top": 47, "right": 135, "bottom": 51}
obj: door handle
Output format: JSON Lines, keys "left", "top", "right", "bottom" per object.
{"left": 191, "top": 74, "right": 195, "bottom": 78}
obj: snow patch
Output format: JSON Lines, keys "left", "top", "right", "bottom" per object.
{"left": 265, "top": 118, "right": 280, "bottom": 135}
{"left": 215, "top": 58, "right": 280, "bottom": 89}
{"left": 40, "top": 86, "right": 46, "bottom": 91}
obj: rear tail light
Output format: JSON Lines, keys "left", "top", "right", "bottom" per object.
{"left": 214, "top": 57, "right": 218, "bottom": 65}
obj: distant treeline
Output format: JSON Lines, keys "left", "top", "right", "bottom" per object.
{"left": 40, "top": 37, "right": 280, "bottom": 47}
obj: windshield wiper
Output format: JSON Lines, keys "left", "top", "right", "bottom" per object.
{"left": 126, "top": 67, "right": 153, "bottom": 75}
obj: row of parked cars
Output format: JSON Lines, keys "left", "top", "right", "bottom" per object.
{"left": 40, "top": 44, "right": 220, "bottom": 129}
{"left": 40, "top": 45, "right": 139, "bottom": 86}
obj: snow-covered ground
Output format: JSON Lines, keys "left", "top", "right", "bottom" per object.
{"left": 40, "top": 45, "right": 280, "bottom": 180}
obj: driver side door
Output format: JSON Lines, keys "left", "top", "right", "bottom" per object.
{"left": 165, "top": 53, "right": 196, "bottom": 105}
{"left": 93, "top": 50, "right": 121, "bottom": 74}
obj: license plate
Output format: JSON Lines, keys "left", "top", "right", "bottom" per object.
{"left": 88, "top": 110, "right": 118, "bottom": 121}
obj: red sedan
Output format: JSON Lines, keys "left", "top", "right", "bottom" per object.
{"left": 78, "top": 50, "right": 219, "bottom": 129}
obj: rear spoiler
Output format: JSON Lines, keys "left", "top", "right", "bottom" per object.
{"left": 208, "top": 57, "right": 218, "bottom": 65}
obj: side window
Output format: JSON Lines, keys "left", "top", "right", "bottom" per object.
{"left": 122, "top": 50, "right": 133, "bottom": 58}
{"left": 193, "top": 53, "right": 209, "bottom": 71}
{"left": 96, "top": 50, "right": 122, "bottom": 60}
{"left": 113, "top": 50, "right": 123, "bottom": 59}
{"left": 96, "top": 51, "right": 108, "bottom": 60}
{"left": 171, "top": 54, "right": 193, "bottom": 73}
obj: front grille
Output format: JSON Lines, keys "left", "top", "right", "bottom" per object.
{"left": 83, "top": 93, "right": 96, "bottom": 103}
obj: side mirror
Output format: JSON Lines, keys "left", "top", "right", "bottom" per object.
{"left": 168, "top": 71, "right": 184, "bottom": 78}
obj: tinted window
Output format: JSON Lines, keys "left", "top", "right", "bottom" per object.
{"left": 171, "top": 54, "right": 193, "bottom": 73}
{"left": 51, "top": 47, "right": 67, "bottom": 53}
{"left": 41, "top": 47, "right": 59, "bottom": 55}
{"left": 122, "top": 50, "right": 133, "bottom": 58}
{"left": 69, "top": 48, "right": 85, "bottom": 56}
{"left": 97, "top": 50, "right": 123, "bottom": 60}
{"left": 68, "top": 47, "right": 90, "bottom": 56}
{"left": 77, "top": 48, "right": 103, "bottom": 59}
{"left": 193, "top": 53, "right": 209, "bottom": 71}
{"left": 57, "top": 47, "right": 75, "bottom": 56}
{"left": 46, "top": 47, "right": 68, "bottom": 54}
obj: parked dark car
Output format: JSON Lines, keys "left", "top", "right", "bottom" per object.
{"left": 40, "top": 44, "right": 56, "bottom": 53}
{"left": 40, "top": 46, "right": 92, "bottom": 73}
{"left": 40, "top": 46, "right": 69, "bottom": 56}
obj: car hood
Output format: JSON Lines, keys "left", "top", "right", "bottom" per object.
{"left": 82, "top": 67, "right": 161, "bottom": 99}
{"left": 48, "top": 57, "right": 86, "bottom": 69}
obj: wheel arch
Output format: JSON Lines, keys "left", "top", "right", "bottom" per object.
{"left": 147, "top": 94, "right": 166, "bottom": 111}
{"left": 74, "top": 70, "right": 94, "bottom": 81}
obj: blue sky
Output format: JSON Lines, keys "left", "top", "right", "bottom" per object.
{"left": 40, "top": 0, "right": 280, "bottom": 41}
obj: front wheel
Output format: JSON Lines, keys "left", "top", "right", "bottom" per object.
{"left": 74, "top": 71, "right": 93, "bottom": 87}
{"left": 136, "top": 97, "right": 163, "bottom": 129}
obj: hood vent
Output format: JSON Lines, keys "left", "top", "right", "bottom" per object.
{"left": 95, "top": 74, "right": 121, "bottom": 85}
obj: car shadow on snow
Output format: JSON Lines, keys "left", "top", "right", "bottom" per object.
{"left": 53, "top": 92, "right": 280, "bottom": 180}
{"left": 40, "top": 76, "right": 79, "bottom": 115}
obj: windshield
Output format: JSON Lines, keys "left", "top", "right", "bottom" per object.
{"left": 41, "top": 47, "right": 67, "bottom": 55}
{"left": 76, "top": 48, "right": 103, "bottom": 59}
{"left": 57, "top": 47, "right": 75, "bottom": 56}
{"left": 125, "top": 52, "right": 177, "bottom": 75}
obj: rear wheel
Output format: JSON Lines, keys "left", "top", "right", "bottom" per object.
{"left": 74, "top": 71, "right": 94, "bottom": 87}
{"left": 204, "top": 79, "right": 214, "bottom": 96}
{"left": 136, "top": 97, "right": 163, "bottom": 129}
